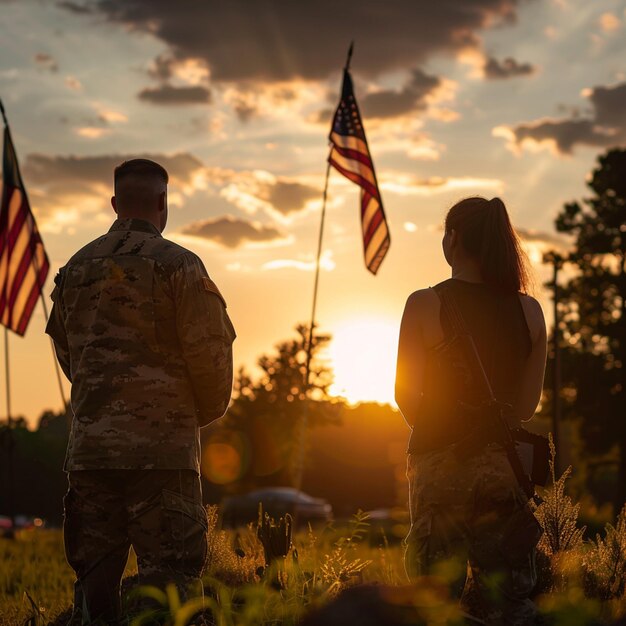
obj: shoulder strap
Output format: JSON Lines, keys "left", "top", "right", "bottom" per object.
{"left": 439, "top": 286, "right": 539, "bottom": 502}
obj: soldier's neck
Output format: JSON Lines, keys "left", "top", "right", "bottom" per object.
{"left": 116, "top": 212, "right": 161, "bottom": 232}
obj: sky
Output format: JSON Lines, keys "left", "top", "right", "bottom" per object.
{"left": 1, "top": 0, "right": 625, "bottom": 426}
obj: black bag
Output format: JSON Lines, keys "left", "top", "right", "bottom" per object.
{"left": 511, "top": 427, "right": 550, "bottom": 487}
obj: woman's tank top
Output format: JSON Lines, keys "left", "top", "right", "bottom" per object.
{"left": 407, "top": 278, "right": 532, "bottom": 454}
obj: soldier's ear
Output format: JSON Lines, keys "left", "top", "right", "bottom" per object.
{"left": 111, "top": 196, "right": 118, "bottom": 214}
{"left": 158, "top": 190, "right": 167, "bottom": 213}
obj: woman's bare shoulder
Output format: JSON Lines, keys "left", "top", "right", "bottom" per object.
{"left": 406, "top": 287, "right": 439, "bottom": 307}
{"left": 404, "top": 288, "right": 444, "bottom": 347}
{"left": 518, "top": 293, "right": 546, "bottom": 343}
{"left": 405, "top": 288, "right": 440, "bottom": 319}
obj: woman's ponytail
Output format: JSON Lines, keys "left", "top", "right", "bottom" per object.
{"left": 445, "top": 196, "right": 531, "bottom": 294}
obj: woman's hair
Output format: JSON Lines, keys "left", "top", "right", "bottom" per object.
{"left": 445, "top": 196, "right": 531, "bottom": 294}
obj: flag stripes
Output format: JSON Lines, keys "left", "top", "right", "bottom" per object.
{"left": 328, "top": 147, "right": 379, "bottom": 198}
{"left": 328, "top": 70, "right": 390, "bottom": 275}
{"left": 0, "top": 124, "right": 49, "bottom": 335}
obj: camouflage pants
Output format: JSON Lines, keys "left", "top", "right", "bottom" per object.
{"left": 404, "top": 444, "right": 542, "bottom": 625}
{"left": 64, "top": 469, "right": 208, "bottom": 625}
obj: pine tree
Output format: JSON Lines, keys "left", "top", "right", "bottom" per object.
{"left": 554, "top": 148, "right": 626, "bottom": 509}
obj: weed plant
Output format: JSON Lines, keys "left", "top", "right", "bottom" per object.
{"left": 6, "top": 454, "right": 626, "bottom": 625}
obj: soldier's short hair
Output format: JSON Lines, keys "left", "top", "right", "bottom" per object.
{"left": 114, "top": 159, "right": 169, "bottom": 188}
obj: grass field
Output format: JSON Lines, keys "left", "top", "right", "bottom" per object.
{"left": 0, "top": 510, "right": 407, "bottom": 625}
{"left": 3, "top": 462, "right": 626, "bottom": 626}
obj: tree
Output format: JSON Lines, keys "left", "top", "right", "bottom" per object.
{"left": 204, "top": 324, "right": 342, "bottom": 492}
{"left": 0, "top": 406, "right": 70, "bottom": 524}
{"left": 553, "top": 148, "right": 626, "bottom": 509}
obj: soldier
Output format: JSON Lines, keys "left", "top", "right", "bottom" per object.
{"left": 45, "top": 158, "right": 236, "bottom": 625}
{"left": 395, "top": 197, "right": 547, "bottom": 624}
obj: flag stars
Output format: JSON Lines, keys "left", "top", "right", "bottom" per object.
{"left": 329, "top": 70, "right": 390, "bottom": 274}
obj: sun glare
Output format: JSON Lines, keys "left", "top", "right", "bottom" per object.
{"left": 326, "top": 317, "right": 399, "bottom": 406}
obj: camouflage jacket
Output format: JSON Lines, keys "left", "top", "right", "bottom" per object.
{"left": 45, "top": 218, "right": 236, "bottom": 472}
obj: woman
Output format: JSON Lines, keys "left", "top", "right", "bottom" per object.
{"left": 395, "top": 197, "right": 547, "bottom": 624}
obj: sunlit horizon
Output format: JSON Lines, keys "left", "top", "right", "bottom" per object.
{"left": 326, "top": 317, "right": 399, "bottom": 407}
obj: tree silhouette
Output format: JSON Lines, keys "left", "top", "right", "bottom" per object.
{"left": 553, "top": 148, "right": 626, "bottom": 509}
{"left": 216, "top": 324, "right": 342, "bottom": 490}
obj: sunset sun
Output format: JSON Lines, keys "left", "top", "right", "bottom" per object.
{"left": 326, "top": 317, "right": 399, "bottom": 406}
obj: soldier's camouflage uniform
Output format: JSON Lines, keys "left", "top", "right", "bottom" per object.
{"left": 46, "top": 218, "right": 236, "bottom": 625}
{"left": 405, "top": 443, "right": 542, "bottom": 625}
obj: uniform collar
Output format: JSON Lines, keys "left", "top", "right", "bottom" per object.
{"left": 108, "top": 218, "right": 162, "bottom": 236}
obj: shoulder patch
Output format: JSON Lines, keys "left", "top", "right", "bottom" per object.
{"left": 51, "top": 268, "right": 66, "bottom": 301}
{"left": 54, "top": 267, "right": 66, "bottom": 286}
{"left": 202, "top": 277, "right": 227, "bottom": 307}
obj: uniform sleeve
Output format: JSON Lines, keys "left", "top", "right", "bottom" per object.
{"left": 171, "top": 253, "right": 236, "bottom": 427}
{"left": 44, "top": 270, "right": 72, "bottom": 382}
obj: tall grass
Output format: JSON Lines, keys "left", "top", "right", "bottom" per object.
{"left": 7, "top": 451, "right": 626, "bottom": 625}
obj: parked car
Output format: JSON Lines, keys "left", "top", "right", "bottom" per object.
{"left": 220, "top": 487, "right": 332, "bottom": 528}
{"left": 364, "top": 508, "right": 410, "bottom": 545}
{"left": 0, "top": 515, "right": 44, "bottom": 537}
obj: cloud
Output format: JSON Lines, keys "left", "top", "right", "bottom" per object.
{"left": 65, "top": 75, "right": 83, "bottom": 91}
{"left": 262, "top": 250, "right": 335, "bottom": 271}
{"left": 496, "top": 81, "right": 626, "bottom": 154}
{"left": 516, "top": 227, "right": 569, "bottom": 248}
{"left": 359, "top": 69, "right": 441, "bottom": 119}
{"left": 34, "top": 53, "right": 58, "bottom": 73}
{"left": 516, "top": 227, "right": 571, "bottom": 264}
{"left": 459, "top": 48, "right": 535, "bottom": 80}
{"left": 224, "top": 89, "right": 261, "bottom": 122}
{"left": 589, "top": 82, "right": 626, "bottom": 128}
{"left": 312, "top": 70, "right": 456, "bottom": 124}
{"left": 24, "top": 152, "right": 205, "bottom": 188}
{"left": 259, "top": 180, "right": 319, "bottom": 215}
{"left": 137, "top": 84, "right": 211, "bottom": 105}
{"left": 379, "top": 173, "right": 503, "bottom": 195}
{"left": 23, "top": 150, "right": 323, "bottom": 234}
{"left": 483, "top": 56, "right": 535, "bottom": 79}
{"left": 493, "top": 119, "right": 614, "bottom": 154}
{"left": 22, "top": 152, "right": 209, "bottom": 228}
{"left": 147, "top": 56, "right": 210, "bottom": 84}
{"left": 71, "top": 0, "right": 528, "bottom": 82}
{"left": 220, "top": 171, "right": 319, "bottom": 217}
{"left": 407, "top": 134, "right": 445, "bottom": 160}
{"left": 97, "top": 109, "right": 128, "bottom": 123}
{"left": 140, "top": 57, "right": 212, "bottom": 107}
{"left": 222, "top": 81, "right": 320, "bottom": 122}
{"left": 75, "top": 127, "right": 110, "bottom": 139}
{"left": 180, "top": 216, "right": 286, "bottom": 248}
{"left": 147, "top": 54, "right": 175, "bottom": 81}
{"left": 56, "top": 1, "right": 93, "bottom": 13}
{"left": 598, "top": 12, "right": 621, "bottom": 33}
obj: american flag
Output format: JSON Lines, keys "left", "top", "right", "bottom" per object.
{"left": 0, "top": 118, "right": 49, "bottom": 335}
{"left": 328, "top": 68, "right": 390, "bottom": 274}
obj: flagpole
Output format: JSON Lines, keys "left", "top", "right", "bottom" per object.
{"left": 0, "top": 102, "right": 8, "bottom": 420}
{"left": 304, "top": 41, "right": 354, "bottom": 391}
{"left": 303, "top": 161, "right": 331, "bottom": 390}
{"left": 33, "top": 259, "right": 69, "bottom": 410}
{"left": 0, "top": 99, "right": 68, "bottom": 411}
{"left": 294, "top": 163, "right": 331, "bottom": 491}
{"left": 0, "top": 99, "right": 7, "bottom": 128}
{"left": 1, "top": 101, "right": 16, "bottom": 534}
{"left": 4, "top": 329, "right": 11, "bottom": 427}
{"left": 295, "top": 43, "right": 355, "bottom": 491}
{"left": 4, "top": 326, "right": 16, "bottom": 536}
